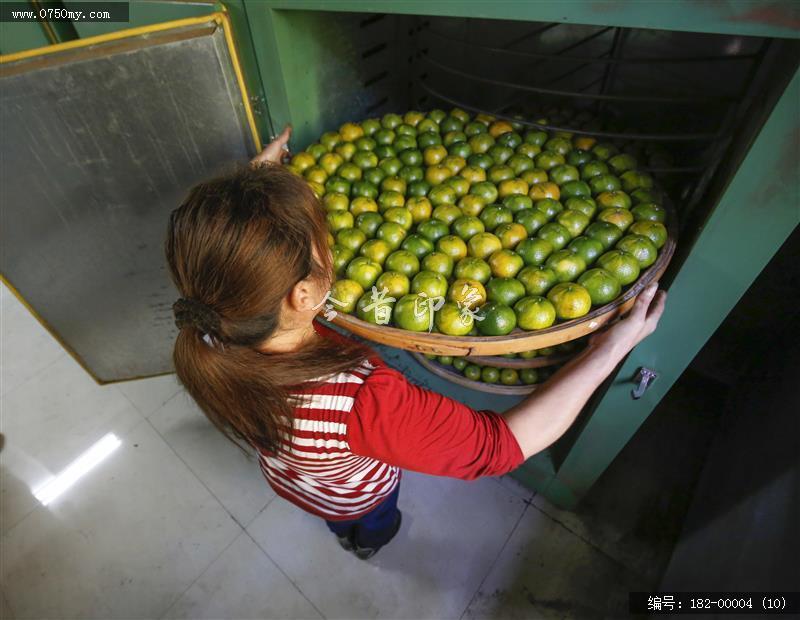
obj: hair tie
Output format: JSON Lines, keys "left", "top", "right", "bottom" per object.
{"left": 172, "top": 297, "right": 222, "bottom": 338}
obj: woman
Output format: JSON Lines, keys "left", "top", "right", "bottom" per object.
{"left": 165, "top": 128, "right": 666, "bottom": 559}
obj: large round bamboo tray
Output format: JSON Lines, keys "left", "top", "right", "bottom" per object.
{"left": 412, "top": 353, "right": 538, "bottom": 396}
{"left": 331, "top": 205, "right": 677, "bottom": 357}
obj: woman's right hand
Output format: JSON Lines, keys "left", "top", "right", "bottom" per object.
{"left": 590, "top": 282, "right": 667, "bottom": 360}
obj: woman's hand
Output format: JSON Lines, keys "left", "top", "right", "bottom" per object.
{"left": 251, "top": 125, "right": 292, "bottom": 167}
{"left": 590, "top": 282, "right": 667, "bottom": 361}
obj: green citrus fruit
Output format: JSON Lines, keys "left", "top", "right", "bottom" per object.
{"left": 597, "top": 249, "right": 641, "bottom": 286}
{"left": 355, "top": 212, "right": 384, "bottom": 238}
{"left": 520, "top": 368, "right": 539, "bottom": 385}
{"left": 436, "top": 235, "right": 469, "bottom": 261}
{"left": 463, "top": 364, "right": 481, "bottom": 381}
{"left": 447, "top": 278, "right": 486, "bottom": 309}
{"left": 517, "top": 265, "right": 558, "bottom": 296}
{"left": 629, "top": 221, "right": 668, "bottom": 249}
{"left": 421, "top": 252, "right": 454, "bottom": 278}
{"left": 515, "top": 209, "right": 549, "bottom": 235}
{"left": 556, "top": 209, "right": 591, "bottom": 238}
{"left": 577, "top": 268, "right": 622, "bottom": 306}
{"left": 336, "top": 228, "right": 367, "bottom": 252}
{"left": 345, "top": 256, "right": 382, "bottom": 289}
{"left": 546, "top": 249, "right": 587, "bottom": 282}
{"left": 452, "top": 216, "right": 485, "bottom": 240}
{"left": 417, "top": 219, "right": 450, "bottom": 243}
{"left": 567, "top": 236, "right": 604, "bottom": 265}
{"left": 486, "top": 277, "right": 527, "bottom": 306}
{"left": 500, "top": 368, "right": 520, "bottom": 385}
{"left": 376, "top": 222, "right": 407, "bottom": 249}
{"left": 411, "top": 271, "right": 449, "bottom": 299}
{"left": 467, "top": 232, "right": 503, "bottom": 260}
{"left": 394, "top": 293, "right": 434, "bottom": 331}
{"left": 631, "top": 203, "right": 667, "bottom": 223}
{"left": 476, "top": 302, "right": 517, "bottom": 336}
{"left": 616, "top": 234, "right": 658, "bottom": 268}
{"left": 384, "top": 250, "right": 420, "bottom": 277}
{"left": 597, "top": 207, "right": 634, "bottom": 232}
{"left": 537, "top": 222, "right": 571, "bottom": 251}
{"left": 454, "top": 257, "right": 492, "bottom": 284}
{"left": 514, "top": 296, "right": 557, "bottom": 330}
{"left": 481, "top": 366, "right": 501, "bottom": 383}
{"left": 401, "top": 234, "right": 435, "bottom": 259}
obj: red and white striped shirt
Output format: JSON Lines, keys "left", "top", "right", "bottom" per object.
{"left": 257, "top": 321, "right": 524, "bottom": 521}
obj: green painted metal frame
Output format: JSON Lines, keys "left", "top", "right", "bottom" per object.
{"left": 242, "top": 1, "right": 800, "bottom": 508}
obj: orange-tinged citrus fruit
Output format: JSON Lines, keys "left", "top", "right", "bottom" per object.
{"left": 447, "top": 278, "right": 487, "bottom": 309}
{"left": 461, "top": 165, "right": 487, "bottom": 184}
{"left": 319, "top": 152, "right": 345, "bottom": 175}
{"left": 468, "top": 232, "right": 503, "bottom": 260}
{"left": 597, "top": 207, "right": 634, "bottom": 232}
{"left": 494, "top": 222, "right": 528, "bottom": 249}
{"left": 423, "top": 145, "right": 448, "bottom": 166}
{"left": 339, "top": 122, "right": 364, "bottom": 142}
{"left": 349, "top": 196, "right": 379, "bottom": 216}
{"left": 513, "top": 296, "right": 557, "bottom": 330}
{"left": 546, "top": 283, "right": 592, "bottom": 320}
{"left": 577, "top": 268, "right": 621, "bottom": 306}
{"left": 616, "top": 234, "right": 658, "bottom": 268}
{"left": 435, "top": 301, "right": 474, "bottom": 336}
{"left": 498, "top": 178, "right": 529, "bottom": 198}
{"left": 488, "top": 249, "right": 524, "bottom": 278}
{"left": 573, "top": 136, "right": 596, "bottom": 150}
{"left": 597, "top": 249, "right": 641, "bottom": 285}
{"left": 375, "top": 271, "right": 410, "bottom": 298}
{"left": 291, "top": 152, "right": 316, "bottom": 172}
{"left": 529, "top": 182, "right": 561, "bottom": 201}
{"left": 436, "top": 235, "right": 469, "bottom": 261}
{"left": 425, "top": 164, "right": 453, "bottom": 186}
{"left": 442, "top": 155, "right": 467, "bottom": 175}
{"left": 596, "top": 190, "right": 632, "bottom": 210}
{"left": 405, "top": 196, "right": 433, "bottom": 223}
{"left": 329, "top": 279, "right": 364, "bottom": 314}
{"left": 489, "top": 120, "right": 514, "bottom": 137}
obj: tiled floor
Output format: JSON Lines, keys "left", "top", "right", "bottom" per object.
{"left": 1, "top": 282, "right": 659, "bottom": 619}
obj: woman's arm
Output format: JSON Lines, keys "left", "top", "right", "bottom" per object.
{"left": 503, "top": 282, "right": 667, "bottom": 459}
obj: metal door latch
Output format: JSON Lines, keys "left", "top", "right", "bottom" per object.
{"left": 631, "top": 367, "right": 658, "bottom": 399}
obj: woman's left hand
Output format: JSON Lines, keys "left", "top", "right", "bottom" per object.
{"left": 251, "top": 125, "right": 292, "bottom": 166}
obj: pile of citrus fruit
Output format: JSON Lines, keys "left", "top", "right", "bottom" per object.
{"left": 423, "top": 354, "right": 550, "bottom": 386}
{"left": 290, "top": 107, "right": 669, "bottom": 337}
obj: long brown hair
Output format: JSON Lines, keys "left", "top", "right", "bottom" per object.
{"left": 165, "top": 164, "right": 372, "bottom": 452}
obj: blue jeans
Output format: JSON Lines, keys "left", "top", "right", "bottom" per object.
{"left": 325, "top": 483, "right": 401, "bottom": 549}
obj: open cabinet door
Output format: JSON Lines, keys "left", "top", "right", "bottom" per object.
{"left": 0, "top": 12, "right": 261, "bottom": 383}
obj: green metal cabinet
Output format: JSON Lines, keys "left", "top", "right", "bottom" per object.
{"left": 236, "top": 0, "right": 799, "bottom": 508}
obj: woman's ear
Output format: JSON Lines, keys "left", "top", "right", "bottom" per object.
{"left": 287, "top": 278, "right": 316, "bottom": 312}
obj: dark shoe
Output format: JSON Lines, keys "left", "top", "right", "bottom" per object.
{"left": 335, "top": 533, "right": 355, "bottom": 552}
{"left": 353, "top": 510, "right": 402, "bottom": 560}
